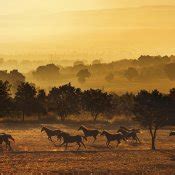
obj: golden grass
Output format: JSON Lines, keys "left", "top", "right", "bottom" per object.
{"left": 0, "top": 123, "right": 174, "bottom": 174}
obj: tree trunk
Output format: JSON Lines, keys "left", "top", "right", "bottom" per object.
{"left": 60, "top": 115, "right": 65, "bottom": 122}
{"left": 38, "top": 112, "right": 40, "bottom": 121}
{"left": 149, "top": 125, "right": 157, "bottom": 150}
{"left": 93, "top": 114, "right": 98, "bottom": 122}
{"left": 151, "top": 136, "right": 156, "bottom": 150}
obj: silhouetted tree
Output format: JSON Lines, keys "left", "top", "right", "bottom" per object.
{"left": 164, "top": 63, "right": 175, "bottom": 80}
{"left": 119, "top": 93, "right": 135, "bottom": 117}
{"left": 33, "top": 64, "right": 60, "bottom": 82}
{"left": 133, "top": 90, "right": 169, "bottom": 150}
{"left": 9, "top": 69, "right": 25, "bottom": 93}
{"left": 166, "top": 88, "right": 175, "bottom": 125}
{"left": 0, "top": 81, "right": 12, "bottom": 117}
{"left": 36, "top": 89, "right": 47, "bottom": 121}
{"left": 73, "top": 61, "right": 84, "bottom": 67}
{"left": 82, "top": 89, "right": 112, "bottom": 122}
{"left": 15, "top": 82, "right": 37, "bottom": 121}
{"left": 48, "top": 83, "right": 81, "bottom": 121}
{"left": 105, "top": 73, "right": 114, "bottom": 82}
{"left": 124, "top": 67, "right": 138, "bottom": 81}
{"left": 92, "top": 59, "right": 101, "bottom": 65}
{"left": 76, "top": 69, "right": 91, "bottom": 84}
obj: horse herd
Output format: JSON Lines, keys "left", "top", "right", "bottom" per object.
{"left": 40, "top": 125, "right": 141, "bottom": 150}
{"left": 0, "top": 125, "right": 175, "bottom": 151}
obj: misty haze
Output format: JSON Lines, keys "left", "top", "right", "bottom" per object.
{"left": 0, "top": 1, "right": 175, "bottom": 174}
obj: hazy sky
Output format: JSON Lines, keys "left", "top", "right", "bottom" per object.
{"left": 0, "top": 0, "right": 175, "bottom": 61}
{"left": 1, "top": 0, "right": 175, "bottom": 14}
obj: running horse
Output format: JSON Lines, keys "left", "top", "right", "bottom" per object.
{"left": 41, "top": 126, "right": 62, "bottom": 142}
{"left": 59, "top": 131, "right": 87, "bottom": 150}
{"left": 117, "top": 126, "right": 141, "bottom": 143}
{"left": 78, "top": 125, "right": 100, "bottom": 143}
{"left": 0, "top": 133, "right": 15, "bottom": 151}
{"left": 100, "top": 130, "right": 125, "bottom": 148}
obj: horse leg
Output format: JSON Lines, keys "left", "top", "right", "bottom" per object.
{"left": 107, "top": 141, "right": 111, "bottom": 148}
{"left": 7, "top": 141, "right": 12, "bottom": 151}
{"left": 77, "top": 142, "right": 81, "bottom": 151}
{"left": 65, "top": 143, "right": 68, "bottom": 150}
{"left": 60, "top": 141, "right": 66, "bottom": 146}
{"left": 116, "top": 140, "right": 121, "bottom": 147}
{"left": 80, "top": 141, "right": 86, "bottom": 148}
{"left": 92, "top": 136, "right": 97, "bottom": 143}
{"left": 106, "top": 141, "right": 109, "bottom": 147}
{"left": 0, "top": 144, "right": 3, "bottom": 152}
{"left": 136, "top": 136, "right": 141, "bottom": 143}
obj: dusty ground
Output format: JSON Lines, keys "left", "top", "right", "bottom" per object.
{"left": 0, "top": 123, "right": 174, "bottom": 174}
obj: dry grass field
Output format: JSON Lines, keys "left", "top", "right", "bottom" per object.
{"left": 0, "top": 123, "right": 175, "bottom": 174}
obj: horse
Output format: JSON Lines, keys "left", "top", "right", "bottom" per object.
{"left": 100, "top": 130, "right": 125, "bottom": 148}
{"left": 59, "top": 131, "right": 87, "bottom": 150}
{"left": 117, "top": 127, "right": 141, "bottom": 143}
{"left": 78, "top": 125, "right": 100, "bottom": 143}
{"left": 120, "top": 126, "right": 140, "bottom": 133}
{"left": 41, "top": 126, "right": 62, "bottom": 142}
{"left": 0, "top": 133, "right": 15, "bottom": 151}
{"left": 169, "top": 131, "right": 175, "bottom": 136}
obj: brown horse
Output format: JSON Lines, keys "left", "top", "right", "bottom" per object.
{"left": 0, "top": 133, "right": 15, "bottom": 151}
{"left": 117, "top": 127, "right": 141, "bottom": 143}
{"left": 101, "top": 130, "right": 125, "bottom": 148}
{"left": 78, "top": 125, "right": 100, "bottom": 143}
{"left": 59, "top": 131, "right": 87, "bottom": 150}
{"left": 169, "top": 131, "right": 175, "bottom": 136}
{"left": 120, "top": 126, "right": 140, "bottom": 134}
{"left": 41, "top": 126, "right": 62, "bottom": 142}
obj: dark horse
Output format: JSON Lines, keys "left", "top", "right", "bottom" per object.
{"left": 117, "top": 127, "right": 141, "bottom": 143}
{"left": 0, "top": 133, "right": 15, "bottom": 151}
{"left": 101, "top": 130, "right": 125, "bottom": 148}
{"left": 169, "top": 131, "right": 175, "bottom": 136}
{"left": 41, "top": 126, "right": 62, "bottom": 142}
{"left": 78, "top": 125, "right": 100, "bottom": 143}
{"left": 59, "top": 131, "right": 87, "bottom": 150}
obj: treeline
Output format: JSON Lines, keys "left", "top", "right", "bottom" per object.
{"left": 0, "top": 80, "right": 174, "bottom": 123}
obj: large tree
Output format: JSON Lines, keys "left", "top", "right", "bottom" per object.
{"left": 15, "top": 82, "right": 37, "bottom": 121}
{"left": 36, "top": 89, "right": 47, "bottom": 121}
{"left": 48, "top": 83, "right": 81, "bottom": 121}
{"left": 133, "top": 90, "right": 169, "bottom": 150}
{"left": 0, "top": 80, "right": 12, "bottom": 117}
{"left": 76, "top": 69, "right": 91, "bottom": 84}
{"left": 82, "top": 89, "right": 112, "bottom": 122}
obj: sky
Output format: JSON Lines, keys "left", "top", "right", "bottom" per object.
{"left": 0, "top": 0, "right": 175, "bottom": 62}
{"left": 1, "top": 0, "right": 175, "bottom": 14}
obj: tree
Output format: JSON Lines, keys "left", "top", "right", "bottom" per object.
{"left": 33, "top": 64, "right": 60, "bottom": 82}
{"left": 76, "top": 69, "right": 91, "bottom": 84}
{"left": 92, "top": 59, "right": 101, "bottom": 65}
{"left": 0, "top": 81, "right": 12, "bottom": 117}
{"left": 15, "top": 82, "right": 37, "bottom": 121}
{"left": 9, "top": 69, "right": 25, "bottom": 93}
{"left": 82, "top": 89, "right": 112, "bottom": 122}
{"left": 48, "top": 83, "right": 81, "bottom": 121}
{"left": 105, "top": 73, "right": 114, "bottom": 82}
{"left": 124, "top": 67, "right": 139, "bottom": 81}
{"left": 133, "top": 90, "right": 168, "bottom": 150}
{"left": 73, "top": 60, "right": 84, "bottom": 67}
{"left": 119, "top": 93, "right": 135, "bottom": 117}
{"left": 164, "top": 63, "right": 175, "bottom": 80}
{"left": 166, "top": 88, "right": 175, "bottom": 125}
{"left": 36, "top": 89, "right": 47, "bottom": 121}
